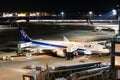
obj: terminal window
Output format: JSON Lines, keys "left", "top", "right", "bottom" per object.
{"left": 115, "top": 44, "right": 120, "bottom": 53}
{"left": 115, "top": 44, "right": 120, "bottom": 67}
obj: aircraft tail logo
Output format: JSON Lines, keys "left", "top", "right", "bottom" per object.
{"left": 18, "top": 27, "right": 31, "bottom": 42}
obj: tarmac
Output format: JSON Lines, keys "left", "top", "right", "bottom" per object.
{"left": 0, "top": 51, "right": 110, "bottom": 80}
{"left": 0, "top": 29, "right": 116, "bottom": 80}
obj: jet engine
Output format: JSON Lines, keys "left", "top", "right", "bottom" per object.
{"left": 53, "top": 49, "right": 66, "bottom": 57}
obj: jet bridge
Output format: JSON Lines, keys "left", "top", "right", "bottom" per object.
{"left": 23, "top": 61, "right": 111, "bottom": 80}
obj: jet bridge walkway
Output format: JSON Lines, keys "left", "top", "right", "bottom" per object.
{"left": 23, "top": 61, "right": 112, "bottom": 80}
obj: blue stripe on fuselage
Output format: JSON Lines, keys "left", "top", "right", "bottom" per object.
{"left": 77, "top": 48, "right": 86, "bottom": 52}
{"left": 31, "top": 40, "right": 97, "bottom": 53}
{"left": 77, "top": 48, "right": 97, "bottom": 53}
{"left": 31, "top": 40, "right": 67, "bottom": 48}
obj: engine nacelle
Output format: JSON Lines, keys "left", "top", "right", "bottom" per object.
{"left": 66, "top": 46, "right": 78, "bottom": 52}
{"left": 83, "top": 50, "right": 92, "bottom": 55}
{"left": 54, "top": 46, "right": 78, "bottom": 58}
{"left": 54, "top": 49, "right": 66, "bottom": 57}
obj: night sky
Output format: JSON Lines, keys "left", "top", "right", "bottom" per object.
{"left": 0, "top": 0, "right": 119, "bottom": 13}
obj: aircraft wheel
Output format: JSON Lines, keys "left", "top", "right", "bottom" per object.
{"left": 73, "top": 51, "right": 79, "bottom": 58}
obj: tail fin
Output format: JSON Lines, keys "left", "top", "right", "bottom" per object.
{"left": 63, "top": 36, "right": 69, "bottom": 42}
{"left": 18, "top": 27, "right": 31, "bottom": 42}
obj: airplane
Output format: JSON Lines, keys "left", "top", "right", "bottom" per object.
{"left": 17, "top": 27, "right": 110, "bottom": 57}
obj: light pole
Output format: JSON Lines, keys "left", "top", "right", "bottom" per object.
{"left": 89, "top": 11, "right": 93, "bottom": 24}
{"left": 111, "top": 9, "right": 118, "bottom": 34}
{"left": 60, "top": 12, "right": 64, "bottom": 22}
{"left": 61, "top": 12, "right": 64, "bottom": 19}
{"left": 117, "top": 5, "right": 120, "bottom": 35}
{"left": 36, "top": 12, "right": 40, "bottom": 22}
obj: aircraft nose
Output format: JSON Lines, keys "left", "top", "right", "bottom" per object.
{"left": 104, "top": 49, "right": 110, "bottom": 53}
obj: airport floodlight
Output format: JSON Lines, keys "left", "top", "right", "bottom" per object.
{"left": 61, "top": 12, "right": 64, "bottom": 15}
{"left": 112, "top": 9, "right": 117, "bottom": 15}
{"left": 36, "top": 12, "right": 40, "bottom": 16}
{"left": 89, "top": 11, "right": 93, "bottom": 15}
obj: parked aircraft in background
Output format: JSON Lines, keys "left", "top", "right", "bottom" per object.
{"left": 17, "top": 27, "right": 110, "bottom": 57}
